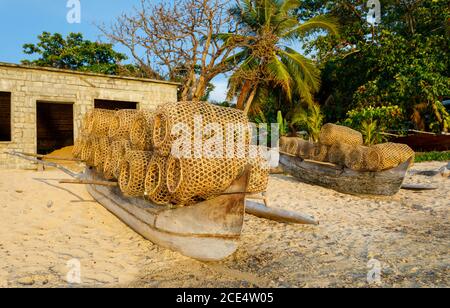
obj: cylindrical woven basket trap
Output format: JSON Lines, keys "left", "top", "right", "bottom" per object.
{"left": 319, "top": 123, "right": 363, "bottom": 147}
{"left": 80, "top": 136, "right": 97, "bottom": 166}
{"left": 248, "top": 145, "right": 270, "bottom": 193}
{"left": 214, "top": 105, "right": 251, "bottom": 158}
{"left": 81, "top": 109, "right": 95, "bottom": 134}
{"left": 103, "top": 139, "right": 132, "bottom": 180}
{"left": 327, "top": 142, "right": 354, "bottom": 166}
{"left": 166, "top": 155, "right": 244, "bottom": 204}
{"left": 108, "top": 109, "right": 139, "bottom": 140}
{"left": 153, "top": 102, "right": 214, "bottom": 156}
{"left": 144, "top": 154, "right": 172, "bottom": 205}
{"left": 311, "top": 143, "right": 329, "bottom": 162}
{"left": 72, "top": 134, "right": 86, "bottom": 159}
{"left": 371, "top": 143, "right": 415, "bottom": 171}
{"left": 90, "top": 109, "right": 116, "bottom": 137}
{"left": 344, "top": 145, "right": 381, "bottom": 171}
{"left": 93, "top": 137, "right": 111, "bottom": 172}
{"left": 119, "top": 151, "right": 153, "bottom": 197}
{"left": 279, "top": 137, "right": 316, "bottom": 160}
{"left": 130, "top": 110, "right": 155, "bottom": 151}
{"left": 153, "top": 101, "right": 250, "bottom": 157}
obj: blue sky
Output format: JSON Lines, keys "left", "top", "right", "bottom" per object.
{"left": 0, "top": 0, "right": 228, "bottom": 101}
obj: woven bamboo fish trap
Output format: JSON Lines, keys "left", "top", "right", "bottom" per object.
{"left": 153, "top": 101, "right": 250, "bottom": 157}
{"left": 130, "top": 110, "right": 155, "bottom": 151}
{"left": 214, "top": 105, "right": 251, "bottom": 158}
{"left": 144, "top": 154, "right": 172, "bottom": 205}
{"left": 90, "top": 109, "right": 116, "bottom": 137}
{"left": 327, "top": 142, "right": 354, "bottom": 165}
{"left": 80, "top": 136, "right": 97, "bottom": 166}
{"left": 344, "top": 145, "right": 381, "bottom": 171}
{"left": 319, "top": 123, "right": 363, "bottom": 147}
{"left": 166, "top": 156, "right": 243, "bottom": 205}
{"left": 72, "top": 134, "right": 86, "bottom": 159}
{"left": 103, "top": 139, "right": 132, "bottom": 180}
{"left": 311, "top": 143, "right": 330, "bottom": 162}
{"left": 119, "top": 151, "right": 153, "bottom": 197}
{"left": 371, "top": 143, "right": 415, "bottom": 171}
{"left": 153, "top": 102, "right": 216, "bottom": 156}
{"left": 247, "top": 146, "right": 270, "bottom": 193}
{"left": 81, "top": 109, "right": 95, "bottom": 134}
{"left": 279, "top": 137, "right": 316, "bottom": 160}
{"left": 109, "top": 109, "right": 139, "bottom": 140}
{"left": 93, "top": 137, "right": 111, "bottom": 171}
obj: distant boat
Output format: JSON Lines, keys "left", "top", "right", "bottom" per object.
{"left": 279, "top": 154, "right": 411, "bottom": 196}
{"left": 392, "top": 130, "right": 450, "bottom": 152}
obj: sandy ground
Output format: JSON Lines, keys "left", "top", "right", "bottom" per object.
{"left": 0, "top": 161, "right": 448, "bottom": 288}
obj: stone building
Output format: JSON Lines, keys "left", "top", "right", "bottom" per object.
{"left": 0, "top": 62, "right": 179, "bottom": 169}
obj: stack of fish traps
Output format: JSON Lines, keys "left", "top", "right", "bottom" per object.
{"left": 72, "top": 102, "right": 270, "bottom": 206}
{"left": 280, "top": 123, "right": 415, "bottom": 172}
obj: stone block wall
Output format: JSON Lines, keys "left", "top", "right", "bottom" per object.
{"left": 0, "top": 63, "right": 179, "bottom": 169}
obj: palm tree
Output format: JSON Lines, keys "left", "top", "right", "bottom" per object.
{"left": 217, "top": 0, "right": 339, "bottom": 114}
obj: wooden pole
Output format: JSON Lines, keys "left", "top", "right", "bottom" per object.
{"left": 20, "top": 152, "right": 83, "bottom": 162}
{"left": 59, "top": 179, "right": 118, "bottom": 187}
{"left": 246, "top": 201, "right": 319, "bottom": 225}
{"left": 5, "top": 151, "right": 81, "bottom": 178}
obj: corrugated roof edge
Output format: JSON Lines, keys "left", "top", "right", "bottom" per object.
{"left": 0, "top": 62, "right": 180, "bottom": 86}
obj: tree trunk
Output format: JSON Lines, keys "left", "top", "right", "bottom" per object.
{"left": 243, "top": 86, "right": 258, "bottom": 116}
{"left": 236, "top": 80, "right": 252, "bottom": 110}
{"left": 193, "top": 75, "right": 208, "bottom": 101}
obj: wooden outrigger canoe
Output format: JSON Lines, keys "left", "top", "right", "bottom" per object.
{"left": 279, "top": 153, "right": 412, "bottom": 196}
{"left": 85, "top": 167, "right": 249, "bottom": 262}
{"left": 6, "top": 150, "right": 319, "bottom": 261}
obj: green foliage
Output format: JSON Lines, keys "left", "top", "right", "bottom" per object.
{"left": 22, "top": 32, "right": 128, "bottom": 75}
{"left": 360, "top": 120, "right": 380, "bottom": 146}
{"left": 343, "top": 105, "right": 405, "bottom": 145}
{"left": 291, "top": 103, "right": 324, "bottom": 142}
{"left": 415, "top": 151, "right": 450, "bottom": 163}
{"left": 277, "top": 111, "right": 289, "bottom": 137}
{"left": 218, "top": 0, "right": 339, "bottom": 112}
{"left": 344, "top": 105, "right": 405, "bottom": 130}
{"left": 297, "top": 0, "right": 450, "bottom": 132}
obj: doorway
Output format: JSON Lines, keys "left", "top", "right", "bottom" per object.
{"left": 94, "top": 99, "right": 137, "bottom": 110}
{"left": 36, "top": 101, "right": 74, "bottom": 154}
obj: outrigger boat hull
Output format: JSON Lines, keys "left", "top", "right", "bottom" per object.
{"left": 279, "top": 154, "right": 411, "bottom": 196}
{"left": 85, "top": 168, "right": 249, "bottom": 262}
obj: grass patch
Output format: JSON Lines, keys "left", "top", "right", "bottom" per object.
{"left": 415, "top": 151, "right": 450, "bottom": 163}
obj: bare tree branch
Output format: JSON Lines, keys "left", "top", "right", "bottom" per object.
{"left": 99, "top": 0, "right": 239, "bottom": 101}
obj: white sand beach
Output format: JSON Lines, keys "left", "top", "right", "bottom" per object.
{"left": 0, "top": 161, "right": 448, "bottom": 288}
